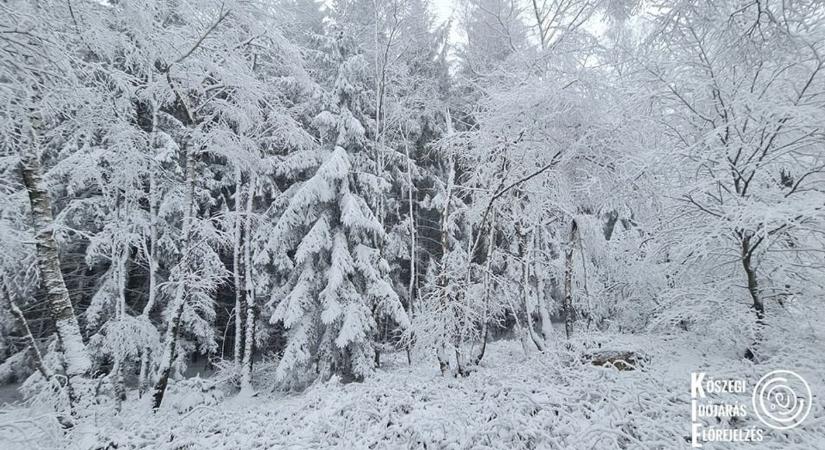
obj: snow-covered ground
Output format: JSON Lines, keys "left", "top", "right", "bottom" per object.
{"left": 3, "top": 328, "right": 823, "bottom": 449}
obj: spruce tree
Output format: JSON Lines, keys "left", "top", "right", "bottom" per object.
{"left": 268, "top": 27, "right": 408, "bottom": 386}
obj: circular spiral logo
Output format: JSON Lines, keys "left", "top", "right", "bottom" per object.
{"left": 752, "top": 370, "right": 812, "bottom": 430}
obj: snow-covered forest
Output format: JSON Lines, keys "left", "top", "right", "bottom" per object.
{"left": 1, "top": 0, "right": 824, "bottom": 448}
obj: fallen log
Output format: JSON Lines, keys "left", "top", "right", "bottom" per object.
{"left": 586, "top": 350, "right": 647, "bottom": 371}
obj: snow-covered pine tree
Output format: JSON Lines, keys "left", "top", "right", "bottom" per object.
{"left": 330, "top": 0, "right": 451, "bottom": 364}
{"left": 268, "top": 26, "right": 408, "bottom": 386}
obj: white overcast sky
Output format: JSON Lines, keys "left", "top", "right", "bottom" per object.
{"left": 431, "top": 0, "right": 458, "bottom": 26}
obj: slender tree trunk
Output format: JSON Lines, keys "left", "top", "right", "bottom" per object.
{"left": 139, "top": 170, "right": 160, "bottom": 396}
{"left": 536, "top": 275, "right": 553, "bottom": 341}
{"left": 2, "top": 284, "right": 52, "bottom": 382}
{"left": 512, "top": 301, "right": 530, "bottom": 354}
{"left": 240, "top": 176, "right": 256, "bottom": 393}
{"left": 404, "top": 139, "right": 416, "bottom": 365}
{"left": 563, "top": 219, "right": 578, "bottom": 339}
{"left": 19, "top": 118, "right": 92, "bottom": 382}
{"left": 112, "top": 239, "right": 128, "bottom": 409}
{"left": 111, "top": 358, "right": 124, "bottom": 412}
{"left": 407, "top": 161, "right": 416, "bottom": 318}
{"left": 233, "top": 168, "right": 246, "bottom": 368}
{"left": 139, "top": 104, "right": 161, "bottom": 397}
{"left": 2, "top": 284, "right": 77, "bottom": 426}
{"left": 454, "top": 344, "right": 466, "bottom": 377}
{"left": 437, "top": 344, "right": 450, "bottom": 375}
{"left": 740, "top": 237, "right": 765, "bottom": 320}
{"left": 512, "top": 227, "right": 531, "bottom": 354}
{"left": 535, "top": 226, "right": 553, "bottom": 342}
{"left": 436, "top": 148, "right": 455, "bottom": 375}
{"left": 115, "top": 241, "right": 129, "bottom": 322}
{"left": 473, "top": 212, "right": 496, "bottom": 366}
{"left": 138, "top": 348, "right": 150, "bottom": 397}
{"left": 152, "top": 146, "right": 196, "bottom": 410}
{"left": 741, "top": 235, "right": 764, "bottom": 361}
{"left": 453, "top": 224, "right": 477, "bottom": 377}
{"left": 521, "top": 229, "right": 545, "bottom": 352}
{"left": 530, "top": 0, "right": 549, "bottom": 50}
{"left": 145, "top": 170, "right": 160, "bottom": 315}
{"left": 151, "top": 262, "right": 188, "bottom": 411}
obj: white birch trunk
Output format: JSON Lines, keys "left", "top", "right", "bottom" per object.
{"left": 240, "top": 176, "right": 256, "bottom": 393}
{"left": 107, "top": 237, "right": 128, "bottom": 409}
{"left": 19, "top": 117, "right": 91, "bottom": 379}
{"left": 232, "top": 167, "right": 245, "bottom": 368}
{"left": 522, "top": 228, "right": 545, "bottom": 351}
{"left": 139, "top": 105, "right": 160, "bottom": 397}
{"left": 535, "top": 227, "right": 553, "bottom": 342}
{"left": 144, "top": 169, "right": 160, "bottom": 316}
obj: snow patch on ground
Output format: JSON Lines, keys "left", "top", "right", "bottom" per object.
{"left": 2, "top": 329, "right": 823, "bottom": 449}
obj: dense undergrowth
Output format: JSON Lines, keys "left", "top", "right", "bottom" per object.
{"left": 3, "top": 311, "right": 823, "bottom": 450}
